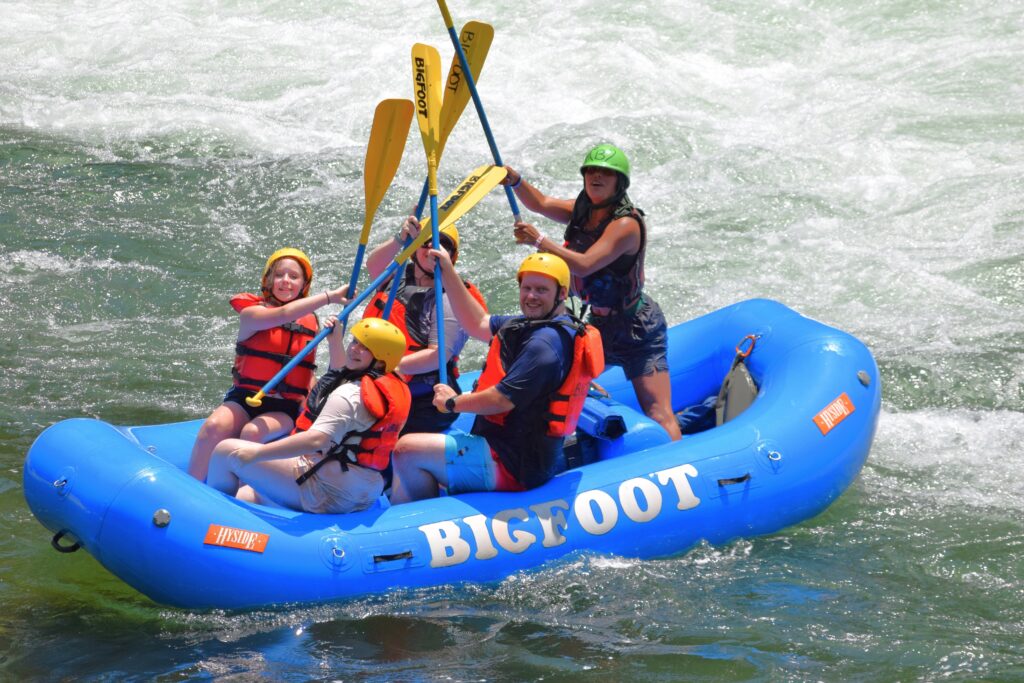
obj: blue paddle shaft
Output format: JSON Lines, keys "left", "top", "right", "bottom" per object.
{"left": 382, "top": 178, "right": 431, "bottom": 319}
{"left": 346, "top": 245, "right": 365, "bottom": 301}
{"left": 339, "top": 243, "right": 367, "bottom": 328}
{"left": 430, "top": 192, "right": 448, "bottom": 386}
{"left": 445, "top": 25, "right": 521, "bottom": 221}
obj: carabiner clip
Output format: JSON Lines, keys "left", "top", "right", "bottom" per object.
{"left": 735, "top": 334, "right": 759, "bottom": 359}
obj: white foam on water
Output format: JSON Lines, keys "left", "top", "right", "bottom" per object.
{"left": 1, "top": 1, "right": 444, "bottom": 154}
{"left": 0, "top": 249, "right": 164, "bottom": 283}
{"left": 870, "top": 408, "right": 1024, "bottom": 514}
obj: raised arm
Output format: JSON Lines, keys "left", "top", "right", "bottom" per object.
{"left": 366, "top": 215, "right": 418, "bottom": 278}
{"left": 501, "top": 166, "right": 575, "bottom": 224}
{"left": 237, "top": 286, "right": 349, "bottom": 341}
{"left": 514, "top": 215, "right": 641, "bottom": 277}
{"left": 430, "top": 249, "right": 491, "bottom": 342}
{"left": 324, "top": 315, "right": 349, "bottom": 369}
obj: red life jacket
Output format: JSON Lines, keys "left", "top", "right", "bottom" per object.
{"left": 292, "top": 368, "right": 411, "bottom": 483}
{"left": 362, "top": 264, "right": 487, "bottom": 380}
{"left": 476, "top": 316, "right": 604, "bottom": 437}
{"left": 230, "top": 293, "right": 318, "bottom": 402}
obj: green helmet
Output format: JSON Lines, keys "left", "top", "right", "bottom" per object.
{"left": 580, "top": 144, "right": 630, "bottom": 187}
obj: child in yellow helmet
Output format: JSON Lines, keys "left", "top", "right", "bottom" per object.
{"left": 207, "top": 316, "right": 410, "bottom": 514}
{"left": 187, "top": 249, "right": 350, "bottom": 482}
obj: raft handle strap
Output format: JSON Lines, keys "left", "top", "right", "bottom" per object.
{"left": 717, "top": 473, "right": 751, "bottom": 487}
{"left": 373, "top": 550, "right": 413, "bottom": 563}
{"left": 51, "top": 529, "right": 81, "bottom": 554}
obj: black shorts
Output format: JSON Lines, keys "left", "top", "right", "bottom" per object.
{"left": 589, "top": 294, "right": 669, "bottom": 380}
{"left": 222, "top": 386, "right": 302, "bottom": 421}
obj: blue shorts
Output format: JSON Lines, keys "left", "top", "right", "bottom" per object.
{"left": 589, "top": 294, "right": 669, "bottom": 380}
{"left": 442, "top": 431, "right": 498, "bottom": 494}
{"left": 443, "top": 430, "right": 525, "bottom": 493}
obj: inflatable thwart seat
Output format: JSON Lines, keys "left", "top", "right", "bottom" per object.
{"left": 566, "top": 332, "right": 762, "bottom": 467}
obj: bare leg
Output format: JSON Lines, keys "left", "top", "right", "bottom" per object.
{"left": 207, "top": 438, "right": 304, "bottom": 509}
{"left": 239, "top": 410, "right": 295, "bottom": 443}
{"left": 206, "top": 438, "right": 248, "bottom": 495}
{"left": 236, "top": 484, "right": 260, "bottom": 503}
{"left": 390, "top": 433, "right": 449, "bottom": 504}
{"left": 188, "top": 403, "right": 249, "bottom": 481}
{"left": 237, "top": 486, "right": 290, "bottom": 508}
{"left": 632, "top": 369, "right": 682, "bottom": 441}
{"left": 226, "top": 458, "right": 304, "bottom": 510}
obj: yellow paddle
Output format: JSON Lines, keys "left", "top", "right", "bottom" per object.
{"left": 437, "top": 21, "right": 493, "bottom": 161}
{"left": 412, "top": 42, "right": 449, "bottom": 385}
{"left": 342, "top": 99, "right": 413, "bottom": 310}
{"left": 245, "top": 163, "right": 505, "bottom": 407}
{"left": 383, "top": 21, "right": 493, "bottom": 319}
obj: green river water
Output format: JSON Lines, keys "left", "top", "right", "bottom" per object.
{"left": 1, "top": 1, "right": 1022, "bottom": 680}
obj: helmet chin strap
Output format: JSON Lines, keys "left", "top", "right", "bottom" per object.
{"left": 262, "top": 285, "right": 283, "bottom": 306}
{"left": 539, "top": 290, "right": 568, "bottom": 320}
{"left": 412, "top": 254, "right": 433, "bottom": 280}
{"left": 263, "top": 286, "right": 298, "bottom": 307}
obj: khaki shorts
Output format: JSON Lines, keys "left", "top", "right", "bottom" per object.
{"left": 293, "top": 455, "right": 384, "bottom": 514}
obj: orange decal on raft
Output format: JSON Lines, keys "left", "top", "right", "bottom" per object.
{"left": 813, "top": 393, "right": 855, "bottom": 435}
{"left": 204, "top": 524, "right": 269, "bottom": 553}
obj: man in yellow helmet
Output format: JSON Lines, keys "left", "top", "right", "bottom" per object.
{"left": 390, "top": 252, "right": 603, "bottom": 503}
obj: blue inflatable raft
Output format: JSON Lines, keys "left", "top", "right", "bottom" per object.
{"left": 23, "top": 299, "right": 881, "bottom": 609}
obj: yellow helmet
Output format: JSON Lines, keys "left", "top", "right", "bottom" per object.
{"left": 350, "top": 318, "right": 407, "bottom": 373}
{"left": 262, "top": 248, "right": 313, "bottom": 298}
{"left": 517, "top": 253, "right": 570, "bottom": 291}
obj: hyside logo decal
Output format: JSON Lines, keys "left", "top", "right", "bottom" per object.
{"left": 813, "top": 392, "right": 855, "bottom": 435}
{"left": 418, "top": 464, "right": 701, "bottom": 568}
{"left": 414, "top": 57, "right": 429, "bottom": 118}
{"left": 204, "top": 524, "right": 269, "bottom": 553}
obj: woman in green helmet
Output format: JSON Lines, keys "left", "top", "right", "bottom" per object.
{"left": 503, "top": 144, "right": 681, "bottom": 441}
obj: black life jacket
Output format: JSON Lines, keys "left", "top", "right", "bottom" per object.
{"left": 292, "top": 367, "right": 411, "bottom": 486}
{"left": 563, "top": 194, "right": 647, "bottom": 310}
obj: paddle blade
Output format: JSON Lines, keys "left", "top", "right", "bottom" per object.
{"left": 437, "top": 21, "right": 493, "bottom": 159}
{"left": 363, "top": 99, "right": 414, "bottom": 237}
{"left": 411, "top": 43, "right": 443, "bottom": 182}
{"left": 401, "top": 164, "right": 508, "bottom": 262}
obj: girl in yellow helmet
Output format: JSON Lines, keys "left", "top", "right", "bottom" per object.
{"left": 187, "top": 249, "right": 351, "bottom": 482}
{"left": 206, "top": 316, "right": 410, "bottom": 514}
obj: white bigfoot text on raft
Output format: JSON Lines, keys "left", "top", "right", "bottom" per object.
{"left": 419, "top": 463, "right": 701, "bottom": 568}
